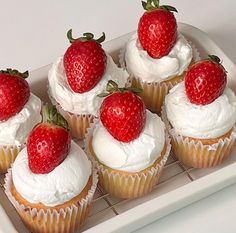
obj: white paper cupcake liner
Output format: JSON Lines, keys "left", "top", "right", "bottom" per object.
{"left": 84, "top": 119, "right": 171, "bottom": 199}
{"left": 129, "top": 76, "right": 185, "bottom": 113}
{"left": 0, "top": 144, "right": 24, "bottom": 174}
{"left": 161, "top": 106, "right": 236, "bottom": 168}
{"left": 4, "top": 164, "right": 98, "bottom": 233}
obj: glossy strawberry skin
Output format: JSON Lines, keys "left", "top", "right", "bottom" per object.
{"left": 0, "top": 73, "right": 30, "bottom": 121}
{"left": 63, "top": 40, "right": 107, "bottom": 93}
{"left": 100, "top": 91, "right": 146, "bottom": 142}
{"left": 138, "top": 9, "right": 177, "bottom": 59}
{"left": 27, "top": 123, "right": 71, "bottom": 174}
{"left": 185, "top": 61, "right": 227, "bottom": 105}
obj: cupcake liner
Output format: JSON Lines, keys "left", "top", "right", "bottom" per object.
{"left": 129, "top": 76, "right": 184, "bottom": 113}
{"left": 49, "top": 95, "right": 95, "bottom": 140}
{"left": 0, "top": 144, "right": 24, "bottom": 174}
{"left": 162, "top": 106, "right": 236, "bottom": 168}
{"left": 119, "top": 40, "right": 200, "bottom": 113}
{"left": 4, "top": 165, "right": 98, "bottom": 233}
{"left": 85, "top": 119, "right": 171, "bottom": 199}
{"left": 57, "top": 107, "right": 95, "bottom": 141}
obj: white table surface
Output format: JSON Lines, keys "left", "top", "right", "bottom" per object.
{"left": 1, "top": 0, "right": 236, "bottom": 232}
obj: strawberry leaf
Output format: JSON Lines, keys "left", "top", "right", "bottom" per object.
{"left": 97, "top": 92, "right": 110, "bottom": 97}
{"left": 208, "top": 55, "right": 221, "bottom": 64}
{"left": 67, "top": 29, "right": 105, "bottom": 44}
{"left": 43, "top": 104, "right": 69, "bottom": 131}
{"left": 83, "top": 32, "right": 94, "bottom": 40}
{"left": 142, "top": 1, "right": 147, "bottom": 10}
{"left": 142, "top": 0, "right": 159, "bottom": 11}
{"left": 106, "top": 80, "right": 119, "bottom": 93}
{"left": 153, "top": 0, "right": 159, "bottom": 8}
{"left": 67, "top": 29, "right": 75, "bottom": 43}
{"left": 160, "top": 5, "right": 178, "bottom": 13}
{"left": 0, "top": 68, "right": 29, "bottom": 79}
{"left": 96, "top": 32, "right": 106, "bottom": 44}
{"left": 126, "top": 86, "right": 143, "bottom": 94}
{"left": 98, "top": 80, "right": 143, "bottom": 98}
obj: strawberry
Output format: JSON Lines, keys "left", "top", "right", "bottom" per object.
{"left": 0, "top": 69, "right": 30, "bottom": 121}
{"left": 185, "top": 55, "right": 227, "bottom": 105}
{"left": 64, "top": 30, "right": 107, "bottom": 93}
{"left": 138, "top": 0, "right": 178, "bottom": 59}
{"left": 99, "top": 81, "right": 146, "bottom": 142}
{"left": 27, "top": 105, "right": 71, "bottom": 174}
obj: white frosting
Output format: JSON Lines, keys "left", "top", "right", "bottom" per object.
{"left": 125, "top": 33, "right": 193, "bottom": 82}
{"left": 0, "top": 94, "right": 41, "bottom": 146}
{"left": 48, "top": 54, "right": 128, "bottom": 116}
{"left": 12, "top": 141, "right": 92, "bottom": 206}
{"left": 165, "top": 82, "right": 236, "bottom": 139}
{"left": 92, "top": 111, "right": 165, "bottom": 172}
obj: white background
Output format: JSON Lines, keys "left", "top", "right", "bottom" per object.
{"left": 1, "top": 0, "right": 236, "bottom": 71}
{"left": 0, "top": 0, "right": 236, "bottom": 232}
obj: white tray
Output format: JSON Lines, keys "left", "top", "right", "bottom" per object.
{"left": 1, "top": 23, "right": 236, "bottom": 233}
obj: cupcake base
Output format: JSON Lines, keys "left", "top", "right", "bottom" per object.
{"left": 5, "top": 169, "right": 98, "bottom": 233}
{"left": 85, "top": 122, "right": 171, "bottom": 199}
{"left": 0, "top": 145, "right": 23, "bottom": 174}
{"left": 162, "top": 107, "right": 236, "bottom": 168}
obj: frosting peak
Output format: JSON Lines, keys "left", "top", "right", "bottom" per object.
{"left": 165, "top": 82, "right": 236, "bottom": 139}
{"left": 124, "top": 33, "right": 193, "bottom": 82}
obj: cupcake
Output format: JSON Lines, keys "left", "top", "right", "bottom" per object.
{"left": 48, "top": 30, "right": 128, "bottom": 140}
{"left": 5, "top": 105, "right": 97, "bottom": 233}
{"left": 120, "top": 0, "right": 198, "bottom": 113}
{"left": 85, "top": 81, "right": 171, "bottom": 199}
{"left": 0, "top": 69, "right": 41, "bottom": 173}
{"left": 163, "top": 55, "right": 236, "bottom": 168}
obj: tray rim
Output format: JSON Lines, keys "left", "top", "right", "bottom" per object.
{"left": 1, "top": 22, "right": 236, "bottom": 233}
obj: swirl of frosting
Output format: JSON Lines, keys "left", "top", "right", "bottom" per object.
{"left": 165, "top": 82, "right": 236, "bottom": 139}
{"left": 124, "top": 33, "right": 193, "bottom": 82}
{"left": 92, "top": 111, "right": 165, "bottom": 172}
{"left": 48, "top": 54, "right": 128, "bottom": 116}
{"left": 0, "top": 94, "right": 41, "bottom": 146}
{"left": 12, "top": 141, "right": 91, "bottom": 206}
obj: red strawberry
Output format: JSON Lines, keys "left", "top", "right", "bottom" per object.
{"left": 99, "top": 81, "right": 146, "bottom": 142}
{"left": 64, "top": 30, "right": 107, "bottom": 93}
{"left": 138, "top": 0, "right": 178, "bottom": 59}
{"left": 27, "top": 105, "right": 71, "bottom": 174}
{"left": 0, "top": 69, "right": 30, "bottom": 121}
{"left": 185, "top": 55, "right": 227, "bottom": 105}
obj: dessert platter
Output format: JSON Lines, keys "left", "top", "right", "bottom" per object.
{"left": 1, "top": 1, "right": 236, "bottom": 233}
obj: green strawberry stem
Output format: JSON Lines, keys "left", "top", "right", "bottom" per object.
{"left": 42, "top": 105, "right": 69, "bottom": 131}
{"left": 0, "top": 68, "right": 29, "bottom": 79}
{"left": 98, "top": 80, "right": 142, "bottom": 97}
{"left": 67, "top": 29, "right": 106, "bottom": 44}
{"left": 142, "top": 0, "right": 178, "bottom": 12}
